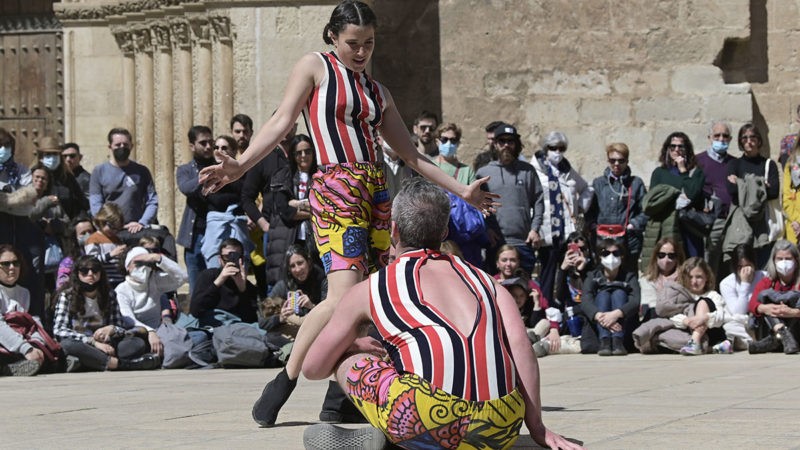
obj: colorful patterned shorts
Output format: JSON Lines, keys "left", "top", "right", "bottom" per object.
{"left": 345, "top": 356, "right": 525, "bottom": 449}
{"left": 309, "top": 162, "right": 391, "bottom": 275}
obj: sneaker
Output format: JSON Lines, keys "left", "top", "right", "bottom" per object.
{"left": 303, "top": 424, "right": 387, "bottom": 450}
{"left": 526, "top": 328, "right": 541, "bottom": 344}
{"left": 712, "top": 340, "right": 733, "bottom": 354}
{"left": 533, "top": 339, "right": 550, "bottom": 358}
{"left": 777, "top": 329, "right": 800, "bottom": 354}
{"left": 0, "top": 359, "right": 41, "bottom": 377}
{"left": 252, "top": 368, "right": 297, "bottom": 427}
{"left": 680, "top": 340, "right": 702, "bottom": 356}
{"left": 748, "top": 335, "right": 780, "bottom": 354}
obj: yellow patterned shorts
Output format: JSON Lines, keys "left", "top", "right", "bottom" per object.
{"left": 345, "top": 355, "right": 526, "bottom": 449}
{"left": 308, "top": 162, "right": 391, "bottom": 275}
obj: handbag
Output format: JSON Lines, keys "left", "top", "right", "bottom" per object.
{"left": 0, "top": 311, "right": 62, "bottom": 365}
{"left": 765, "top": 160, "right": 785, "bottom": 242}
{"left": 677, "top": 194, "right": 719, "bottom": 237}
{"left": 597, "top": 185, "right": 631, "bottom": 239}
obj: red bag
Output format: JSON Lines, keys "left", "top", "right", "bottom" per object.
{"left": 597, "top": 185, "right": 632, "bottom": 239}
{"left": 0, "top": 311, "right": 61, "bottom": 364}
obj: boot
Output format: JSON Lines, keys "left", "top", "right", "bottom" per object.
{"left": 777, "top": 328, "right": 800, "bottom": 354}
{"left": 611, "top": 337, "right": 627, "bottom": 356}
{"left": 748, "top": 335, "right": 780, "bottom": 354}
{"left": 598, "top": 338, "right": 612, "bottom": 356}
{"left": 0, "top": 359, "right": 41, "bottom": 376}
{"left": 319, "top": 380, "right": 367, "bottom": 423}
{"left": 118, "top": 353, "right": 161, "bottom": 371}
{"left": 533, "top": 339, "right": 550, "bottom": 358}
{"left": 252, "top": 368, "right": 297, "bottom": 427}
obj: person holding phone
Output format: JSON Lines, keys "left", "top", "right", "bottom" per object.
{"left": 189, "top": 238, "right": 259, "bottom": 327}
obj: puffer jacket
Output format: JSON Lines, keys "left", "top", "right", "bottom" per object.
{"left": 639, "top": 184, "right": 682, "bottom": 271}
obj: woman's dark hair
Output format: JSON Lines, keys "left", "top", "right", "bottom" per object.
{"left": 58, "top": 255, "right": 113, "bottom": 320}
{"left": 323, "top": 0, "right": 377, "bottom": 45}
{"left": 30, "top": 163, "right": 53, "bottom": 194}
{"left": 560, "top": 231, "right": 592, "bottom": 267}
{"left": 0, "top": 244, "right": 24, "bottom": 279}
{"left": 730, "top": 243, "right": 757, "bottom": 281}
{"left": 61, "top": 214, "right": 94, "bottom": 259}
{"left": 595, "top": 237, "right": 627, "bottom": 265}
{"left": 288, "top": 134, "right": 317, "bottom": 175}
{"left": 658, "top": 131, "right": 696, "bottom": 170}
{"left": 284, "top": 244, "right": 313, "bottom": 290}
{"left": 737, "top": 122, "right": 763, "bottom": 152}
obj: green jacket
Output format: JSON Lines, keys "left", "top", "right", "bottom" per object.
{"left": 639, "top": 184, "right": 682, "bottom": 272}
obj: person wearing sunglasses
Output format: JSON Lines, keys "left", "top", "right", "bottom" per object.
{"left": 53, "top": 255, "right": 160, "bottom": 371}
{"left": 587, "top": 143, "right": 647, "bottom": 269}
{"left": 580, "top": 238, "right": 640, "bottom": 356}
{"left": 412, "top": 110, "right": 439, "bottom": 157}
{"left": 0, "top": 245, "right": 45, "bottom": 376}
{"left": 34, "top": 136, "right": 88, "bottom": 220}
{"left": 531, "top": 131, "right": 593, "bottom": 304}
{"left": 61, "top": 142, "right": 90, "bottom": 199}
{"left": 726, "top": 122, "right": 781, "bottom": 267}
{"left": 640, "top": 237, "right": 686, "bottom": 322}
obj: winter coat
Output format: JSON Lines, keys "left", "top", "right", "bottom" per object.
{"left": 640, "top": 184, "right": 681, "bottom": 272}
{"left": 587, "top": 167, "right": 647, "bottom": 255}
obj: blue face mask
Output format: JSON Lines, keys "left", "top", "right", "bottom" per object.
{"left": 710, "top": 140, "right": 729, "bottom": 155}
{"left": 438, "top": 141, "right": 458, "bottom": 158}
{"left": 0, "top": 146, "right": 11, "bottom": 164}
{"left": 41, "top": 154, "right": 60, "bottom": 170}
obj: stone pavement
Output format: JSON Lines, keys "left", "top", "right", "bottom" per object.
{"left": 2, "top": 352, "right": 799, "bottom": 449}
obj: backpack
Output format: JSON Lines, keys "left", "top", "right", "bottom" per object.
{"left": 156, "top": 321, "right": 194, "bottom": 369}
{"left": 212, "top": 323, "right": 278, "bottom": 368}
{"left": 0, "top": 311, "right": 62, "bottom": 366}
{"left": 447, "top": 192, "right": 486, "bottom": 242}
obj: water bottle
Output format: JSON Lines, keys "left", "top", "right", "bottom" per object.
{"left": 566, "top": 306, "right": 582, "bottom": 337}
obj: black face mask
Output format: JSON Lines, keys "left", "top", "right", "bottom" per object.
{"left": 78, "top": 279, "right": 98, "bottom": 292}
{"left": 112, "top": 146, "right": 131, "bottom": 162}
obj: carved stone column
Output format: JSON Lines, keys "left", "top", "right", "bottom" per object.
{"left": 171, "top": 18, "right": 192, "bottom": 164}
{"left": 211, "top": 16, "right": 233, "bottom": 136}
{"left": 111, "top": 28, "right": 136, "bottom": 137}
{"left": 152, "top": 22, "right": 175, "bottom": 231}
{"left": 190, "top": 17, "right": 212, "bottom": 128}
{"left": 132, "top": 25, "right": 154, "bottom": 170}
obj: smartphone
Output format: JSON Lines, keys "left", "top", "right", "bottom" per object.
{"left": 288, "top": 291, "right": 301, "bottom": 314}
{"left": 568, "top": 243, "right": 580, "bottom": 253}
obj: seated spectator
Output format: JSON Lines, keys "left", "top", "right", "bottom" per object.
{"left": 53, "top": 255, "right": 160, "bottom": 371}
{"left": 0, "top": 245, "right": 45, "bottom": 376}
{"left": 581, "top": 238, "right": 640, "bottom": 356}
{"left": 501, "top": 277, "right": 553, "bottom": 350}
{"left": 439, "top": 240, "right": 464, "bottom": 259}
{"left": 261, "top": 244, "right": 327, "bottom": 339}
{"left": 493, "top": 244, "right": 549, "bottom": 306}
{"left": 190, "top": 238, "right": 258, "bottom": 326}
{"left": 34, "top": 136, "right": 88, "bottom": 219}
{"left": 719, "top": 243, "right": 763, "bottom": 350}
{"left": 201, "top": 135, "right": 251, "bottom": 268}
{"left": 747, "top": 240, "right": 800, "bottom": 354}
{"left": 115, "top": 246, "right": 188, "bottom": 356}
{"left": 84, "top": 202, "right": 128, "bottom": 288}
{"left": 56, "top": 214, "right": 95, "bottom": 290}
{"left": 639, "top": 237, "right": 685, "bottom": 320}
{"left": 673, "top": 257, "right": 728, "bottom": 355}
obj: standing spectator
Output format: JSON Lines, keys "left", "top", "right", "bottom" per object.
{"left": 53, "top": 255, "right": 160, "bottom": 371}
{"left": 586, "top": 143, "right": 647, "bottom": 270}
{"left": 376, "top": 132, "right": 413, "bottom": 199}
{"left": 28, "top": 165, "right": 69, "bottom": 290}
{"left": 695, "top": 121, "right": 736, "bottom": 276}
{"left": 0, "top": 245, "right": 45, "bottom": 376}
{"left": 472, "top": 120, "right": 504, "bottom": 172}
{"left": 84, "top": 202, "right": 128, "bottom": 288}
{"left": 747, "top": 240, "right": 800, "bottom": 354}
{"left": 727, "top": 123, "right": 780, "bottom": 267}
{"left": 231, "top": 113, "right": 254, "bottom": 154}
{"left": 89, "top": 128, "right": 158, "bottom": 234}
{"left": 531, "top": 131, "right": 593, "bottom": 301}
{"left": 476, "top": 123, "right": 544, "bottom": 274}
{"left": 411, "top": 110, "right": 439, "bottom": 157}
{"left": 783, "top": 136, "right": 800, "bottom": 244}
{"left": 779, "top": 104, "right": 800, "bottom": 168}
{"left": 35, "top": 136, "right": 88, "bottom": 219}
{"left": 176, "top": 125, "right": 214, "bottom": 294}
{"left": 61, "top": 142, "right": 90, "bottom": 200}
{"left": 580, "top": 238, "right": 640, "bottom": 356}
{"left": 649, "top": 132, "right": 706, "bottom": 258}
{"left": 433, "top": 123, "right": 475, "bottom": 184}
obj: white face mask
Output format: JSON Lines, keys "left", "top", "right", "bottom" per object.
{"left": 601, "top": 255, "right": 622, "bottom": 271}
{"left": 547, "top": 150, "right": 564, "bottom": 165}
{"left": 128, "top": 266, "right": 151, "bottom": 284}
{"left": 776, "top": 259, "right": 796, "bottom": 277}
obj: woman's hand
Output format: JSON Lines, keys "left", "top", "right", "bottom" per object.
{"left": 93, "top": 325, "right": 115, "bottom": 343}
{"left": 148, "top": 331, "right": 163, "bottom": 356}
{"left": 685, "top": 313, "right": 707, "bottom": 330}
{"left": 547, "top": 328, "right": 561, "bottom": 353}
{"left": 94, "top": 341, "right": 115, "bottom": 356}
{"left": 296, "top": 291, "right": 315, "bottom": 310}
{"left": 345, "top": 336, "right": 387, "bottom": 358}
{"left": 279, "top": 301, "right": 294, "bottom": 323}
{"left": 110, "top": 244, "right": 128, "bottom": 258}
{"left": 738, "top": 265, "right": 754, "bottom": 284}
{"left": 199, "top": 151, "right": 244, "bottom": 195}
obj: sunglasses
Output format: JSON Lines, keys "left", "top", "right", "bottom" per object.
{"left": 668, "top": 144, "right": 686, "bottom": 150}
{"left": 712, "top": 133, "right": 731, "bottom": 139}
{"left": 439, "top": 137, "right": 460, "bottom": 144}
{"left": 657, "top": 252, "right": 677, "bottom": 260}
{"left": 418, "top": 125, "right": 434, "bottom": 131}
{"left": 0, "top": 260, "right": 21, "bottom": 269}
{"left": 495, "top": 138, "right": 515, "bottom": 146}
{"left": 608, "top": 158, "right": 627, "bottom": 165}
{"left": 62, "top": 153, "right": 79, "bottom": 159}
{"left": 213, "top": 145, "right": 229, "bottom": 150}
{"left": 547, "top": 145, "right": 567, "bottom": 152}
{"left": 600, "top": 250, "right": 621, "bottom": 257}
{"left": 294, "top": 149, "right": 313, "bottom": 156}
{"left": 77, "top": 266, "right": 101, "bottom": 275}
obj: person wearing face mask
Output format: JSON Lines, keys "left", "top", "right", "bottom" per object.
{"left": 114, "top": 246, "right": 187, "bottom": 359}
{"left": 747, "top": 240, "right": 800, "bottom": 354}
{"left": 433, "top": 123, "right": 475, "bottom": 185}
{"left": 695, "top": 121, "right": 736, "bottom": 278}
{"left": 638, "top": 237, "right": 686, "bottom": 321}
{"left": 531, "top": 132, "right": 593, "bottom": 303}
{"left": 579, "top": 238, "right": 640, "bottom": 356}
{"left": 89, "top": 128, "right": 158, "bottom": 235}
{"left": 34, "top": 136, "right": 88, "bottom": 220}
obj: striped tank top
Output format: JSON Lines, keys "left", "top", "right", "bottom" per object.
{"left": 302, "top": 52, "right": 386, "bottom": 166}
{"left": 370, "top": 249, "right": 517, "bottom": 402}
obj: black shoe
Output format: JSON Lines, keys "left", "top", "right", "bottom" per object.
{"left": 611, "top": 337, "right": 627, "bottom": 356}
{"left": 598, "top": 338, "right": 612, "bottom": 356}
{"left": 319, "top": 380, "right": 367, "bottom": 424}
{"left": 748, "top": 335, "right": 780, "bottom": 354}
{"left": 119, "top": 353, "right": 162, "bottom": 371}
{"left": 778, "top": 329, "right": 800, "bottom": 354}
{"left": 0, "top": 359, "right": 41, "bottom": 376}
{"left": 252, "top": 368, "right": 297, "bottom": 427}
